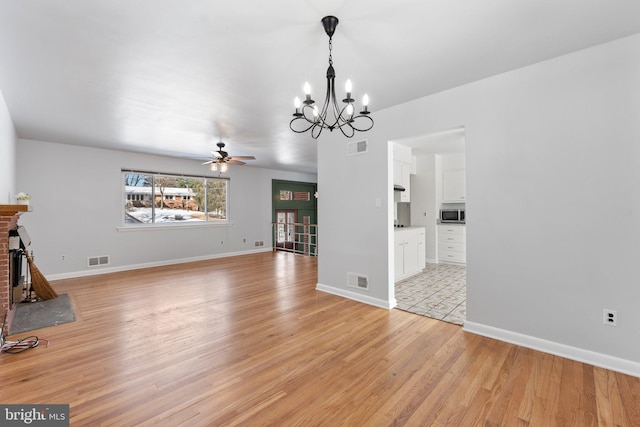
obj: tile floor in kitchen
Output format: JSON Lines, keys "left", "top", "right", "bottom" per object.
{"left": 394, "top": 263, "right": 466, "bottom": 326}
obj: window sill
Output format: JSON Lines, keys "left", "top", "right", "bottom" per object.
{"left": 117, "top": 222, "right": 233, "bottom": 232}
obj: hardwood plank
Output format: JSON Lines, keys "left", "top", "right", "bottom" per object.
{"left": 0, "top": 251, "right": 638, "bottom": 426}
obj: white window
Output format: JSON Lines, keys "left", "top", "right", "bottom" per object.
{"left": 123, "top": 171, "right": 229, "bottom": 225}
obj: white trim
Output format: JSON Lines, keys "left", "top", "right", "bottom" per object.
{"left": 117, "top": 222, "right": 233, "bottom": 232}
{"left": 46, "top": 247, "right": 272, "bottom": 281}
{"left": 463, "top": 321, "right": 640, "bottom": 379}
{"left": 316, "top": 282, "right": 397, "bottom": 310}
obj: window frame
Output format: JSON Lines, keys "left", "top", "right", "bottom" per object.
{"left": 121, "top": 169, "right": 231, "bottom": 229}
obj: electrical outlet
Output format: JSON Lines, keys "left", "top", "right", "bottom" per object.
{"left": 61, "top": 255, "right": 66, "bottom": 261}
{"left": 603, "top": 309, "right": 617, "bottom": 327}
{"left": 221, "top": 240, "right": 224, "bottom": 245}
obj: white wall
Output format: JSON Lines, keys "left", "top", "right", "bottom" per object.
{"left": 0, "top": 90, "right": 17, "bottom": 203}
{"left": 410, "top": 154, "right": 438, "bottom": 262}
{"left": 317, "top": 134, "right": 393, "bottom": 308}
{"left": 17, "top": 139, "right": 316, "bottom": 278}
{"left": 318, "top": 34, "right": 640, "bottom": 374}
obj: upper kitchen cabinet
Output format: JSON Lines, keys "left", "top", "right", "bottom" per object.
{"left": 441, "top": 152, "right": 466, "bottom": 202}
{"left": 393, "top": 143, "right": 414, "bottom": 203}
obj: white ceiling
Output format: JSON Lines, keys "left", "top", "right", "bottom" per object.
{"left": 2, "top": 1, "right": 639, "bottom": 174}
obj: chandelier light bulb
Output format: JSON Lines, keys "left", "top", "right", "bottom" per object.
{"left": 362, "top": 93, "right": 369, "bottom": 113}
{"left": 294, "top": 97, "right": 302, "bottom": 115}
{"left": 345, "top": 79, "right": 352, "bottom": 95}
{"left": 346, "top": 104, "right": 354, "bottom": 116}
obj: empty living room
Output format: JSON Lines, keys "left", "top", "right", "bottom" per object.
{"left": 2, "top": 1, "right": 640, "bottom": 425}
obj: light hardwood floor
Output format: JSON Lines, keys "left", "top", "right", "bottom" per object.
{"left": 1, "top": 251, "right": 638, "bottom": 426}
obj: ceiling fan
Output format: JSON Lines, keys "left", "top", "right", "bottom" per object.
{"left": 202, "top": 141, "right": 255, "bottom": 172}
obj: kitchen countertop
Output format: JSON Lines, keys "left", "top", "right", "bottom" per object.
{"left": 393, "top": 225, "right": 425, "bottom": 231}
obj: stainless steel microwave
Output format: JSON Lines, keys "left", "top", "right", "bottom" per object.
{"left": 440, "top": 209, "right": 465, "bottom": 223}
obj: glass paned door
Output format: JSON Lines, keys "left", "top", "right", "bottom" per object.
{"left": 276, "top": 209, "right": 296, "bottom": 250}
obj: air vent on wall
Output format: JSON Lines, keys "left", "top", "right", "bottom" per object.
{"left": 347, "top": 139, "right": 368, "bottom": 156}
{"left": 347, "top": 272, "right": 369, "bottom": 290}
{"left": 254, "top": 240, "right": 265, "bottom": 247}
{"left": 88, "top": 255, "right": 110, "bottom": 267}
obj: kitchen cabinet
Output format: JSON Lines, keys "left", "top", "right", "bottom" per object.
{"left": 394, "top": 161, "right": 411, "bottom": 202}
{"left": 441, "top": 153, "right": 465, "bottom": 202}
{"left": 417, "top": 228, "right": 426, "bottom": 267}
{"left": 443, "top": 169, "right": 465, "bottom": 202}
{"left": 393, "top": 143, "right": 413, "bottom": 203}
{"left": 437, "top": 224, "right": 466, "bottom": 264}
{"left": 395, "top": 227, "right": 426, "bottom": 281}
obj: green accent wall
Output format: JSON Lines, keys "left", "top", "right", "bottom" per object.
{"left": 272, "top": 179, "right": 318, "bottom": 254}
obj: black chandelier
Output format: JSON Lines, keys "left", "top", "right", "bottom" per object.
{"left": 290, "top": 16, "right": 374, "bottom": 139}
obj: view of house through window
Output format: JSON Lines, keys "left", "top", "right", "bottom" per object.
{"left": 123, "top": 171, "right": 228, "bottom": 225}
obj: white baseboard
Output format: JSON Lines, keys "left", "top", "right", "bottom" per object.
{"left": 46, "top": 247, "right": 273, "bottom": 281}
{"left": 464, "top": 321, "right": 640, "bottom": 378}
{"left": 316, "top": 282, "right": 396, "bottom": 310}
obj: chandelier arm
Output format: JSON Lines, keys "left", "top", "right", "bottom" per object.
{"left": 344, "top": 114, "right": 374, "bottom": 132}
{"left": 338, "top": 121, "right": 356, "bottom": 138}
{"left": 316, "top": 73, "right": 333, "bottom": 129}
{"left": 301, "top": 104, "right": 320, "bottom": 124}
{"left": 332, "top": 89, "right": 346, "bottom": 130}
{"left": 289, "top": 116, "right": 317, "bottom": 134}
{"left": 332, "top": 103, "right": 355, "bottom": 138}
{"left": 311, "top": 122, "right": 324, "bottom": 139}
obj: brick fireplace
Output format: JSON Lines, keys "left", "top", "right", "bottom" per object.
{"left": 1, "top": 204, "right": 29, "bottom": 334}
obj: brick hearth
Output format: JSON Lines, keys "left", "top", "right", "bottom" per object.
{"left": 0, "top": 204, "right": 29, "bottom": 334}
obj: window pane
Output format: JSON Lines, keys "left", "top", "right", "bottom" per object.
{"left": 124, "top": 173, "right": 153, "bottom": 224}
{"left": 153, "top": 175, "right": 204, "bottom": 223}
{"left": 123, "top": 171, "right": 229, "bottom": 226}
{"left": 206, "top": 179, "right": 227, "bottom": 221}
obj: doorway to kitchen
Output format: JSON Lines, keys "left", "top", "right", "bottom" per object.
{"left": 391, "top": 127, "right": 467, "bottom": 325}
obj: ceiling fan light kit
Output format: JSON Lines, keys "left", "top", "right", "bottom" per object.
{"left": 290, "top": 16, "right": 374, "bottom": 139}
{"left": 202, "top": 141, "right": 255, "bottom": 172}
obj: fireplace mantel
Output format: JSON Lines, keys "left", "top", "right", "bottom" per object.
{"left": 0, "top": 204, "right": 31, "bottom": 216}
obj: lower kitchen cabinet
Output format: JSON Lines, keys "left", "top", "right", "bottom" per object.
{"left": 437, "top": 224, "right": 466, "bottom": 264}
{"left": 395, "top": 227, "right": 426, "bottom": 282}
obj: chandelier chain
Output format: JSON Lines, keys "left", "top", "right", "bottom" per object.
{"left": 328, "top": 37, "right": 333, "bottom": 66}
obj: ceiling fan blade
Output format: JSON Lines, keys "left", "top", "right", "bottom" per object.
{"left": 227, "top": 159, "right": 246, "bottom": 165}
{"left": 230, "top": 155, "right": 256, "bottom": 160}
{"left": 211, "top": 151, "right": 222, "bottom": 158}
{"left": 201, "top": 160, "right": 214, "bottom": 165}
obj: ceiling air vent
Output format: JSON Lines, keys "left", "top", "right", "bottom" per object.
{"left": 347, "top": 139, "right": 368, "bottom": 156}
{"left": 347, "top": 272, "right": 369, "bottom": 290}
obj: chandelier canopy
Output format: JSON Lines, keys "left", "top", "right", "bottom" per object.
{"left": 290, "top": 16, "right": 374, "bottom": 139}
